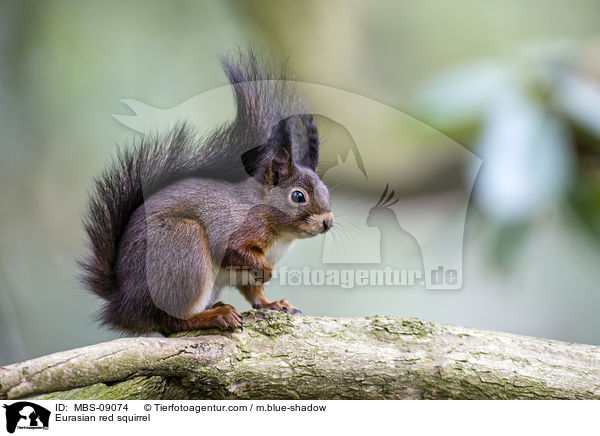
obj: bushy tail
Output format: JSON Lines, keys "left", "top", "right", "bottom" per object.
{"left": 80, "top": 49, "right": 305, "bottom": 299}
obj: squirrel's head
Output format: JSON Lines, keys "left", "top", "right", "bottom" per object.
{"left": 242, "top": 115, "right": 333, "bottom": 238}
{"left": 261, "top": 158, "right": 333, "bottom": 238}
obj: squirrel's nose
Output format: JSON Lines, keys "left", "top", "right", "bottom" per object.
{"left": 322, "top": 213, "right": 334, "bottom": 232}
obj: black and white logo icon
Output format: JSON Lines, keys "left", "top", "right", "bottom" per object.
{"left": 3, "top": 402, "right": 50, "bottom": 434}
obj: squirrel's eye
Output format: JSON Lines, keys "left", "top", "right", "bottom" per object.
{"left": 290, "top": 190, "right": 306, "bottom": 204}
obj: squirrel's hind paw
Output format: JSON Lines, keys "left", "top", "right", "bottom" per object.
{"left": 190, "top": 304, "right": 243, "bottom": 331}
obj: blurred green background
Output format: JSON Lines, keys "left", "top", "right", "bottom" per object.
{"left": 2, "top": 0, "right": 600, "bottom": 365}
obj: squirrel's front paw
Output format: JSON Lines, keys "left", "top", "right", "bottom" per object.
{"left": 254, "top": 299, "right": 301, "bottom": 314}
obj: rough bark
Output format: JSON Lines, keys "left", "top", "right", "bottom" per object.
{"left": 1, "top": 311, "right": 600, "bottom": 400}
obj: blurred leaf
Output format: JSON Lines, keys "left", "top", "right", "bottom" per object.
{"left": 555, "top": 72, "right": 600, "bottom": 140}
{"left": 475, "top": 89, "right": 573, "bottom": 221}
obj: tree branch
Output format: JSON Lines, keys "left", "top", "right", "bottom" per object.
{"left": 1, "top": 311, "right": 600, "bottom": 400}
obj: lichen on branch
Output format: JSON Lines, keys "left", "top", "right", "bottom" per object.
{"left": 1, "top": 312, "right": 600, "bottom": 400}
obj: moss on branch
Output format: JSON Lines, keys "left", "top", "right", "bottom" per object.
{"left": 1, "top": 311, "right": 600, "bottom": 400}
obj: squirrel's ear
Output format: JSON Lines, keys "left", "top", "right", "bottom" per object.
{"left": 241, "top": 144, "right": 293, "bottom": 186}
{"left": 299, "top": 114, "right": 319, "bottom": 172}
{"left": 254, "top": 116, "right": 294, "bottom": 186}
{"left": 264, "top": 146, "right": 293, "bottom": 186}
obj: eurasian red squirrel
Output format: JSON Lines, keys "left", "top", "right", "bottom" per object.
{"left": 80, "top": 50, "right": 333, "bottom": 335}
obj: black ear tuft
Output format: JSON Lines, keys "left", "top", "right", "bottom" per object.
{"left": 300, "top": 114, "right": 319, "bottom": 172}
{"left": 268, "top": 117, "right": 293, "bottom": 151}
